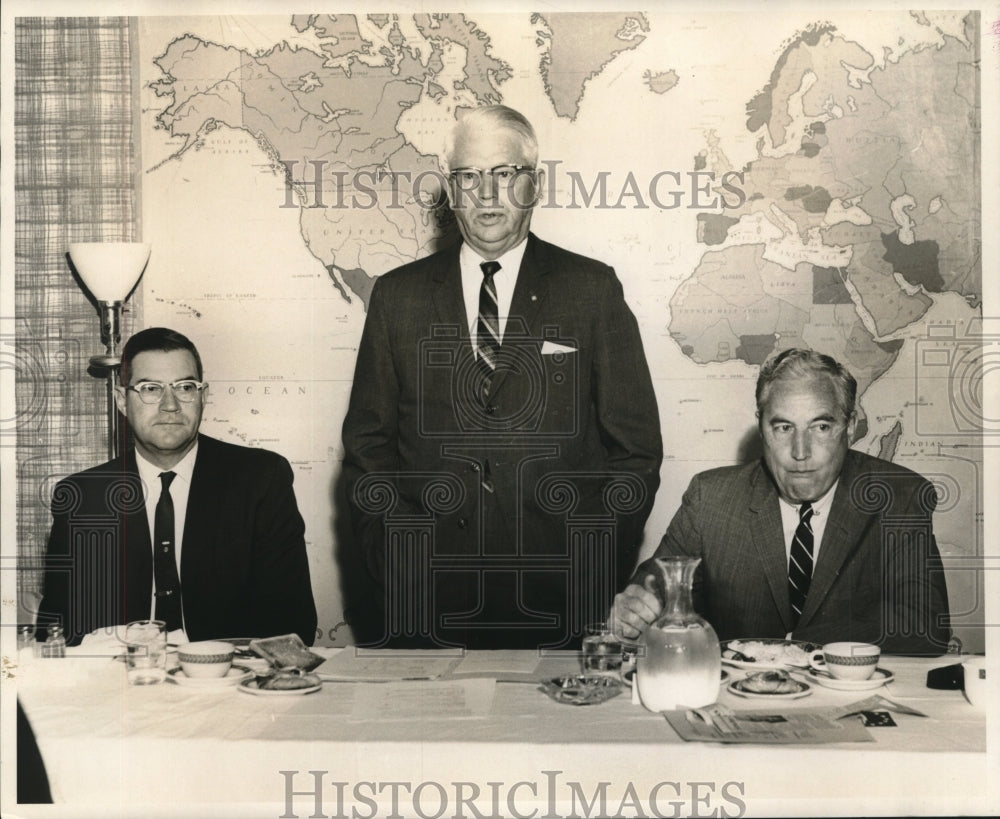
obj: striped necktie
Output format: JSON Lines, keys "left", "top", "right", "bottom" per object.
{"left": 788, "top": 501, "right": 814, "bottom": 628}
{"left": 153, "top": 471, "right": 183, "bottom": 630}
{"left": 476, "top": 260, "right": 501, "bottom": 401}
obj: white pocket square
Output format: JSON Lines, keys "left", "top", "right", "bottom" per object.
{"left": 541, "top": 341, "right": 577, "bottom": 355}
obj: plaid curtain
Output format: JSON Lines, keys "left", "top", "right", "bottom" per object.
{"left": 14, "top": 17, "right": 140, "bottom": 605}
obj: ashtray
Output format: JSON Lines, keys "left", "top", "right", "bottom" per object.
{"left": 539, "top": 675, "right": 623, "bottom": 706}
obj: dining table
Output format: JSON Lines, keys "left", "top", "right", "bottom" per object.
{"left": 10, "top": 639, "right": 994, "bottom": 819}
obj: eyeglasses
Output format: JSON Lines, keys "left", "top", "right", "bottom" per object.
{"left": 125, "top": 380, "right": 207, "bottom": 404}
{"left": 448, "top": 165, "right": 535, "bottom": 188}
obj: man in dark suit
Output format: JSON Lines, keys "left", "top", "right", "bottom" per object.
{"left": 342, "top": 105, "right": 662, "bottom": 649}
{"left": 36, "top": 327, "right": 317, "bottom": 646}
{"left": 613, "top": 348, "right": 950, "bottom": 655}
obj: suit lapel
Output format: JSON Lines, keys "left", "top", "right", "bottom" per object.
{"left": 180, "top": 436, "right": 213, "bottom": 589}
{"left": 488, "top": 234, "right": 549, "bottom": 399}
{"left": 748, "top": 462, "right": 795, "bottom": 633}
{"left": 431, "top": 243, "right": 469, "bottom": 341}
{"left": 798, "top": 452, "right": 873, "bottom": 628}
{"left": 116, "top": 455, "right": 154, "bottom": 623}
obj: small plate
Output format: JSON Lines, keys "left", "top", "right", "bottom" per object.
{"left": 727, "top": 676, "right": 812, "bottom": 699}
{"left": 167, "top": 665, "right": 254, "bottom": 688}
{"left": 721, "top": 639, "right": 821, "bottom": 670}
{"left": 804, "top": 667, "right": 894, "bottom": 691}
{"left": 539, "top": 675, "right": 623, "bottom": 706}
{"left": 237, "top": 677, "right": 322, "bottom": 696}
{"left": 621, "top": 668, "right": 729, "bottom": 687}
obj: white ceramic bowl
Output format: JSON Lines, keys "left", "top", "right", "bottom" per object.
{"left": 962, "top": 655, "right": 987, "bottom": 710}
{"left": 177, "top": 641, "right": 234, "bottom": 678}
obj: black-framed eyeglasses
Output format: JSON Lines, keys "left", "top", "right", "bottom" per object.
{"left": 448, "top": 165, "right": 536, "bottom": 188}
{"left": 124, "top": 380, "right": 207, "bottom": 404}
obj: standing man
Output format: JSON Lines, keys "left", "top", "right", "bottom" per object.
{"left": 37, "top": 327, "right": 317, "bottom": 646}
{"left": 342, "top": 105, "right": 662, "bottom": 649}
{"left": 613, "top": 348, "right": 951, "bottom": 655}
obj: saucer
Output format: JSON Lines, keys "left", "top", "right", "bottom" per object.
{"left": 167, "top": 665, "right": 253, "bottom": 688}
{"left": 804, "top": 667, "right": 894, "bottom": 691}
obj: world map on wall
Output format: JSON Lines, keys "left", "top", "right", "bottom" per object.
{"left": 137, "top": 11, "right": 983, "bottom": 644}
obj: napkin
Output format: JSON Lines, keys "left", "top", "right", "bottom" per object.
{"left": 349, "top": 679, "right": 497, "bottom": 721}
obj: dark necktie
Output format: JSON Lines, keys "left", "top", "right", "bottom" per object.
{"left": 153, "top": 471, "right": 183, "bottom": 630}
{"left": 476, "top": 260, "right": 501, "bottom": 401}
{"left": 788, "top": 501, "right": 814, "bottom": 628}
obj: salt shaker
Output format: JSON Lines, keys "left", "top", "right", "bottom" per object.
{"left": 41, "top": 624, "right": 66, "bottom": 658}
{"left": 17, "top": 624, "right": 37, "bottom": 658}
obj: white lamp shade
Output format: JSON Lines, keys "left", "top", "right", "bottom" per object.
{"left": 69, "top": 242, "right": 151, "bottom": 303}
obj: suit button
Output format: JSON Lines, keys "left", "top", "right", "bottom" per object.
{"left": 486, "top": 405, "right": 496, "bottom": 415}
{"left": 457, "top": 518, "right": 468, "bottom": 529}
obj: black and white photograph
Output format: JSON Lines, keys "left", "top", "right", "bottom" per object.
{"left": 2, "top": 1, "right": 997, "bottom": 816}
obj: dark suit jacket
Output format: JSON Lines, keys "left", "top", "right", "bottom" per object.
{"left": 37, "top": 434, "right": 317, "bottom": 646}
{"left": 633, "top": 450, "right": 951, "bottom": 655}
{"left": 342, "top": 234, "right": 662, "bottom": 648}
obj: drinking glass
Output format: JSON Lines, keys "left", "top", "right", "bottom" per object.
{"left": 124, "top": 619, "right": 167, "bottom": 684}
{"left": 581, "top": 622, "right": 624, "bottom": 677}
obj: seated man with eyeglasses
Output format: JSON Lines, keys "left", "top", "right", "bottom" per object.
{"left": 612, "top": 348, "right": 951, "bottom": 656}
{"left": 36, "top": 327, "right": 317, "bottom": 646}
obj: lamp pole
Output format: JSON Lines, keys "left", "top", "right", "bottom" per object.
{"left": 92, "top": 300, "right": 126, "bottom": 461}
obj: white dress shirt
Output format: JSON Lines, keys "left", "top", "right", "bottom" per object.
{"left": 460, "top": 239, "right": 528, "bottom": 355}
{"left": 134, "top": 444, "right": 198, "bottom": 623}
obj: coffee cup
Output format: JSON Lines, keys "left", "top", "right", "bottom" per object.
{"left": 809, "top": 641, "right": 880, "bottom": 681}
{"left": 961, "top": 655, "right": 986, "bottom": 710}
{"left": 177, "top": 641, "right": 234, "bottom": 678}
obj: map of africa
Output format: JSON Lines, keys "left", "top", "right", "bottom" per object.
{"left": 137, "top": 10, "right": 984, "bottom": 647}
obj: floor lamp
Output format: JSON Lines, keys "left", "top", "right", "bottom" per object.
{"left": 68, "top": 242, "right": 151, "bottom": 461}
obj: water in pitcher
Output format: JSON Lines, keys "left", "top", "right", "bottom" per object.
{"left": 634, "top": 556, "right": 722, "bottom": 712}
{"left": 636, "top": 621, "right": 721, "bottom": 711}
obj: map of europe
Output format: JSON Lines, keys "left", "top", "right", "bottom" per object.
{"left": 138, "top": 10, "right": 983, "bottom": 645}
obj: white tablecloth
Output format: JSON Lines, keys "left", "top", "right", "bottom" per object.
{"left": 12, "top": 647, "right": 994, "bottom": 818}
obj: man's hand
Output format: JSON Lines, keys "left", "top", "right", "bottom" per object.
{"left": 610, "top": 583, "right": 661, "bottom": 641}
